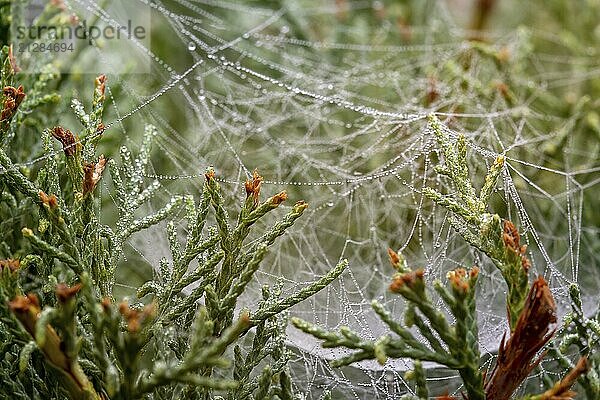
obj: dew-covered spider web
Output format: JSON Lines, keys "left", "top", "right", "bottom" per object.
{"left": 15, "top": 0, "right": 600, "bottom": 398}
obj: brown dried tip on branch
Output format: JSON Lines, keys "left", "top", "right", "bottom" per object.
{"left": 205, "top": 168, "right": 216, "bottom": 181}
{"left": 51, "top": 126, "right": 78, "bottom": 157}
{"left": 502, "top": 220, "right": 531, "bottom": 272}
{"left": 8, "top": 293, "right": 41, "bottom": 333}
{"left": 101, "top": 297, "right": 112, "bottom": 311}
{"left": 1, "top": 85, "right": 26, "bottom": 122}
{"left": 0, "top": 259, "right": 20, "bottom": 273}
{"left": 95, "top": 74, "right": 107, "bottom": 97}
{"left": 389, "top": 268, "right": 424, "bottom": 293}
{"left": 535, "top": 357, "right": 589, "bottom": 400}
{"left": 239, "top": 311, "right": 251, "bottom": 325}
{"left": 447, "top": 266, "right": 479, "bottom": 294}
{"left": 83, "top": 155, "right": 107, "bottom": 196}
{"left": 56, "top": 283, "right": 82, "bottom": 303}
{"left": 387, "top": 248, "right": 400, "bottom": 266}
{"left": 8, "top": 44, "right": 20, "bottom": 73}
{"left": 270, "top": 190, "right": 288, "bottom": 206}
{"left": 387, "top": 248, "right": 408, "bottom": 272}
{"left": 39, "top": 190, "right": 59, "bottom": 209}
{"left": 118, "top": 301, "right": 156, "bottom": 333}
{"left": 245, "top": 169, "right": 263, "bottom": 206}
{"left": 485, "top": 276, "right": 557, "bottom": 400}
{"left": 95, "top": 122, "right": 106, "bottom": 136}
{"left": 293, "top": 200, "right": 309, "bottom": 213}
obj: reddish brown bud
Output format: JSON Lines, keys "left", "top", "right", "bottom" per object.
{"left": 83, "top": 155, "right": 107, "bottom": 197}
{"left": 293, "top": 200, "right": 309, "bottom": 213}
{"left": 0, "top": 259, "right": 20, "bottom": 273}
{"left": 447, "top": 267, "right": 475, "bottom": 294}
{"left": 55, "top": 283, "right": 82, "bottom": 303}
{"left": 95, "top": 74, "right": 107, "bottom": 98}
{"left": 1, "top": 85, "right": 26, "bottom": 123}
{"left": 9, "top": 294, "right": 41, "bottom": 334}
{"left": 39, "top": 191, "right": 59, "bottom": 209}
{"left": 388, "top": 248, "right": 400, "bottom": 266}
{"left": 51, "top": 126, "right": 78, "bottom": 157}
{"left": 101, "top": 297, "right": 112, "bottom": 311}
{"left": 502, "top": 220, "right": 530, "bottom": 272}
{"left": 245, "top": 169, "right": 263, "bottom": 206}
{"left": 118, "top": 301, "right": 155, "bottom": 333}
{"left": 390, "top": 268, "right": 424, "bottom": 293}
{"left": 3, "top": 86, "right": 25, "bottom": 105}
{"left": 270, "top": 191, "right": 288, "bottom": 206}
{"left": 239, "top": 311, "right": 251, "bottom": 325}
{"left": 9, "top": 294, "right": 37, "bottom": 313}
{"left": 205, "top": 168, "right": 216, "bottom": 181}
{"left": 96, "top": 122, "right": 106, "bottom": 135}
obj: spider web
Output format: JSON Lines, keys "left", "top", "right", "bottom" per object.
{"left": 16, "top": 0, "right": 600, "bottom": 398}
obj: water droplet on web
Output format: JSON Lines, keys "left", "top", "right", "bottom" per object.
{"left": 280, "top": 25, "right": 290, "bottom": 34}
{"left": 326, "top": 202, "right": 334, "bottom": 207}
{"left": 188, "top": 42, "right": 197, "bottom": 51}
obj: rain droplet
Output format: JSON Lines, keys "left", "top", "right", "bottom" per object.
{"left": 188, "top": 42, "right": 197, "bottom": 51}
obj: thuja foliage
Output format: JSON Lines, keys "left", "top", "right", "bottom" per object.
{"left": 0, "top": 48, "right": 348, "bottom": 399}
{"left": 293, "top": 116, "right": 599, "bottom": 399}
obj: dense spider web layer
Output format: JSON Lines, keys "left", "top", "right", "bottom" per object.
{"left": 18, "top": 0, "right": 600, "bottom": 398}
